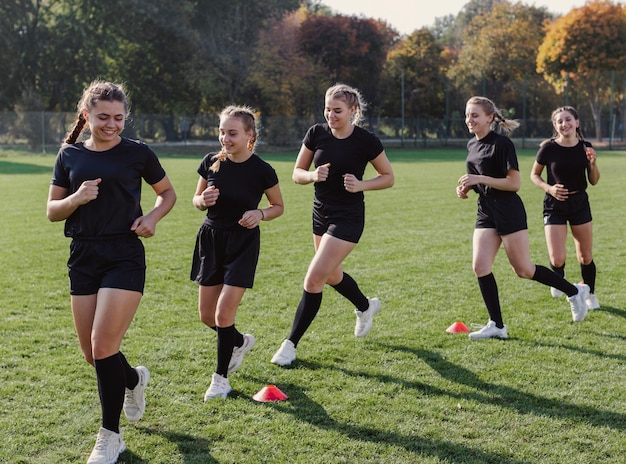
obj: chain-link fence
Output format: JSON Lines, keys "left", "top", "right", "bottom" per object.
{"left": 2, "top": 110, "right": 626, "bottom": 154}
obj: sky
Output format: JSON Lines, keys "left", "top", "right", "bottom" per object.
{"left": 321, "top": 0, "right": 591, "bottom": 35}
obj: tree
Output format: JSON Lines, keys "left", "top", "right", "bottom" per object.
{"left": 449, "top": 1, "right": 551, "bottom": 107}
{"left": 537, "top": 0, "right": 626, "bottom": 140}
{"left": 379, "top": 28, "right": 448, "bottom": 120}
{"left": 297, "top": 13, "right": 398, "bottom": 113}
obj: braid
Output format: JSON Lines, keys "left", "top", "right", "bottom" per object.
{"left": 64, "top": 114, "right": 87, "bottom": 144}
{"left": 209, "top": 149, "right": 228, "bottom": 173}
{"left": 467, "top": 96, "right": 519, "bottom": 135}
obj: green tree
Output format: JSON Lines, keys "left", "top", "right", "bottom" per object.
{"left": 537, "top": 0, "right": 626, "bottom": 140}
{"left": 449, "top": 1, "right": 551, "bottom": 102}
{"left": 297, "top": 13, "right": 398, "bottom": 113}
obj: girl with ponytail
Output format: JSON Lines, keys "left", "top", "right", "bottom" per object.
{"left": 457, "top": 96, "right": 590, "bottom": 340}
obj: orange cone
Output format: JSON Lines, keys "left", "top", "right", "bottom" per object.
{"left": 446, "top": 321, "right": 470, "bottom": 333}
{"left": 253, "top": 385, "right": 288, "bottom": 402}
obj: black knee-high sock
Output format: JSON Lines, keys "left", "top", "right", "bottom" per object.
{"left": 330, "top": 272, "right": 369, "bottom": 311}
{"left": 216, "top": 325, "right": 236, "bottom": 377}
{"left": 581, "top": 261, "right": 596, "bottom": 294}
{"left": 550, "top": 262, "right": 565, "bottom": 278}
{"left": 288, "top": 290, "right": 323, "bottom": 347}
{"left": 209, "top": 324, "right": 242, "bottom": 346}
{"left": 118, "top": 351, "right": 139, "bottom": 390}
{"left": 477, "top": 273, "right": 504, "bottom": 328}
{"left": 533, "top": 265, "right": 577, "bottom": 297}
{"left": 94, "top": 353, "right": 125, "bottom": 433}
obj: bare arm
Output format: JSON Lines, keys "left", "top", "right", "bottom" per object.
{"left": 458, "top": 168, "right": 521, "bottom": 193}
{"left": 586, "top": 147, "right": 600, "bottom": 185}
{"left": 292, "top": 144, "right": 330, "bottom": 184}
{"left": 46, "top": 178, "right": 102, "bottom": 222}
{"left": 130, "top": 175, "right": 176, "bottom": 237}
{"left": 343, "top": 151, "right": 394, "bottom": 193}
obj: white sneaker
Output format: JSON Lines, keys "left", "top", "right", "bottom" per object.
{"left": 123, "top": 366, "right": 149, "bottom": 422}
{"left": 228, "top": 334, "right": 256, "bottom": 373}
{"left": 270, "top": 339, "right": 296, "bottom": 366}
{"left": 550, "top": 271, "right": 566, "bottom": 298}
{"left": 354, "top": 298, "right": 381, "bottom": 337}
{"left": 550, "top": 287, "right": 564, "bottom": 298}
{"left": 568, "top": 283, "right": 590, "bottom": 322}
{"left": 87, "top": 427, "right": 126, "bottom": 464}
{"left": 586, "top": 293, "right": 600, "bottom": 310}
{"left": 468, "top": 320, "right": 508, "bottom": 340}
{"left": 204, "top": 373, "right": 232, "bottom": 401}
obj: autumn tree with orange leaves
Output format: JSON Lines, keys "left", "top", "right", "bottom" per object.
{"left": 537, "top": 0, "right": 626, "bottom": 140}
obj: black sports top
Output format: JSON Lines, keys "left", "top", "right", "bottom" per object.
{"left": 51, "top": 137, "right": 166, "bottom": 238}
{"left": 466, "top": 131, "right": 519, "bottom": 198}
{"left": 303, "top": 123, "right": 383, "bottom": 206}
{"left": 198, "top": 153, "right": 279, "bottom": 230}
{"left": 535, "top": 139, "right": 592, "bottom": 192}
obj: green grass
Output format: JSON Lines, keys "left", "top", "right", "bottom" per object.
{"left": 0, "top": 146, "right": 624, "bottom": 463}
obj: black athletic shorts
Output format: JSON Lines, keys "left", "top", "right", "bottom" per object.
{"left": 312, "top": 199, "right": 365, "bottom": 244}
{"left": 191, "top": 223, "right": 260, "bottom": 288}
{"left": 543, "top": 191, "right": 592, "bottom": 226}
{"left": 68, "top": 236, "right": 146, "bottom": 295}
{"left": 475, "top": 194, "right": 527, "bottom": 236}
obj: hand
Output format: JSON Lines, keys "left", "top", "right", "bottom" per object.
{"left": 549, "top": 183, "right": 568, "bottom": 201}
{"left": 201, "top": 185, "right": 220, "bottom": 207}
{"left": 458, "top": 173, "right": 479, "bottom": 189}
{"left": 131, "top": 214, "right": 157, "bottom": 238}
{"left": 456, "top": 184, "right": 469, "bottom": 199}
{"left": 238, "top": 209, "right": 263, "bottom": 229}
{"left": 312, "top": 163, "right": 331, "bottom": 182}
{"left": 74, "top": 178, "right": 101, "bottom": 205}
{"left": 586, "top": 147, "right": 597, "bottom": 165}
{"left": 343, "top": 173, "right": 361, "bottom": 193}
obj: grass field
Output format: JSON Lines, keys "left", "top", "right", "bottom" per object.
{"left": 0, "top": 145, "right": 624, "bottom": 463}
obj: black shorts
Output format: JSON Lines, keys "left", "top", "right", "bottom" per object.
{"left": 312, "top": 199, "right": 365, "bottom": 244}
{"left": 191, "top": 224, "right": 260, "bottom": 288}
{"left": 68, "top": 236, "right": 146, "bottom": 295}
{"left": 543, "top": 191, "right": 592, "bottom": 226}
{"left": 475, "top": 194, "right": 527, "bottom": 236}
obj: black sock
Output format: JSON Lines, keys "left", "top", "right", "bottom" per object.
{"left": 550, "top": 262, "right": 565, "bottom": 278}
{"left": 581, "top": 261, "right": 596, "bottom": 293}
{"left": 330, "top": 272, "right": 369, "bottom": 311}
{"left": 94, "top": 353, "right": 125, "bottom": 433}
{"left": 232, "top": 325, "right": 244, "bottom": 348}
{"left": 216, "top": 325, "right": 236, "bottom": 377}
{"left": 288, "top": 290, "right": 323, "bottom": 347}
{"left": 118, "top": 351, "right": 139, "bottom": 390}
{"left": 533, "top": 265, "right": 576, "bottom": 297}
{"left": 478, "top": 273, "right": 503, "bottom": 328}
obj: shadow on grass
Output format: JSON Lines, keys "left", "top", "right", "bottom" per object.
{"left": 595, "top": 305, "right": 626, "bottom": 319}
{"left": 245, "top": 377, "right": 531, "bottom": 464}
{"left": 118, "top": 449, "right": 147, "bottom": 464}
{"left": 135, "top": 427, "right": 217, "bottom": 463}
{"left": 0, "top": 159, "right": 52, "bottom": 174}
{"left": 376, "top": 345, "right": 625, "bottom": 432}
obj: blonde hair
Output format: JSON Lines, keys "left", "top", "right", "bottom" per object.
{"left": 466, "top": 96, "right": 519, "bottom": 135}
{"left": 210, "top": 105, "right": 258, "bottom": 172}
{"left": 325, "top": 83, "right": 366, "bottom": 126}
{"left": 64, "top": 80, "right": 129, "bottom": 144}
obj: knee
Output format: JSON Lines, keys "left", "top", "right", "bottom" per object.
{"left": 199, "top": 311, "right": 214, "bottom": 327}
{"left": 512, "top": 265, "right": 534, "bottom": 279}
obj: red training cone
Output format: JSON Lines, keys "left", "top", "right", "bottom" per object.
{"left": 253, "top": 385, "right": 288, "bottom": 402}
{"left": 446, "top": 321, "right": 470, "bottom": 333}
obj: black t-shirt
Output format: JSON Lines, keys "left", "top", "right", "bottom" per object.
{"left": 198, "top": 153, "right": 279, "bottom": 230}
{"left": 51, "top": 137, "right": 166, "bottom": 238}
{"left": 303, "top": 123, "right": 384, "bottom": 206}
{"left": 466, "top": 131, "right": 519, "bottom": 198}
{"left": 535, "top": 140, "right": 591, "bottom": 192}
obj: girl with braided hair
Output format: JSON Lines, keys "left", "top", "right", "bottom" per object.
{"left": 270, "top": 83, "right": 394, "bottom": 367}
{"left": 531, "top": 106, "right": 600, "bottom": 309}
{"left": 191, "top": 105, "right": 284, "bottom": 399}
{"left": 457, "top": 96, "right": 589, "bottom": 340}
{"left": 47, "top": 80, "right": 176, "bottom": 463}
